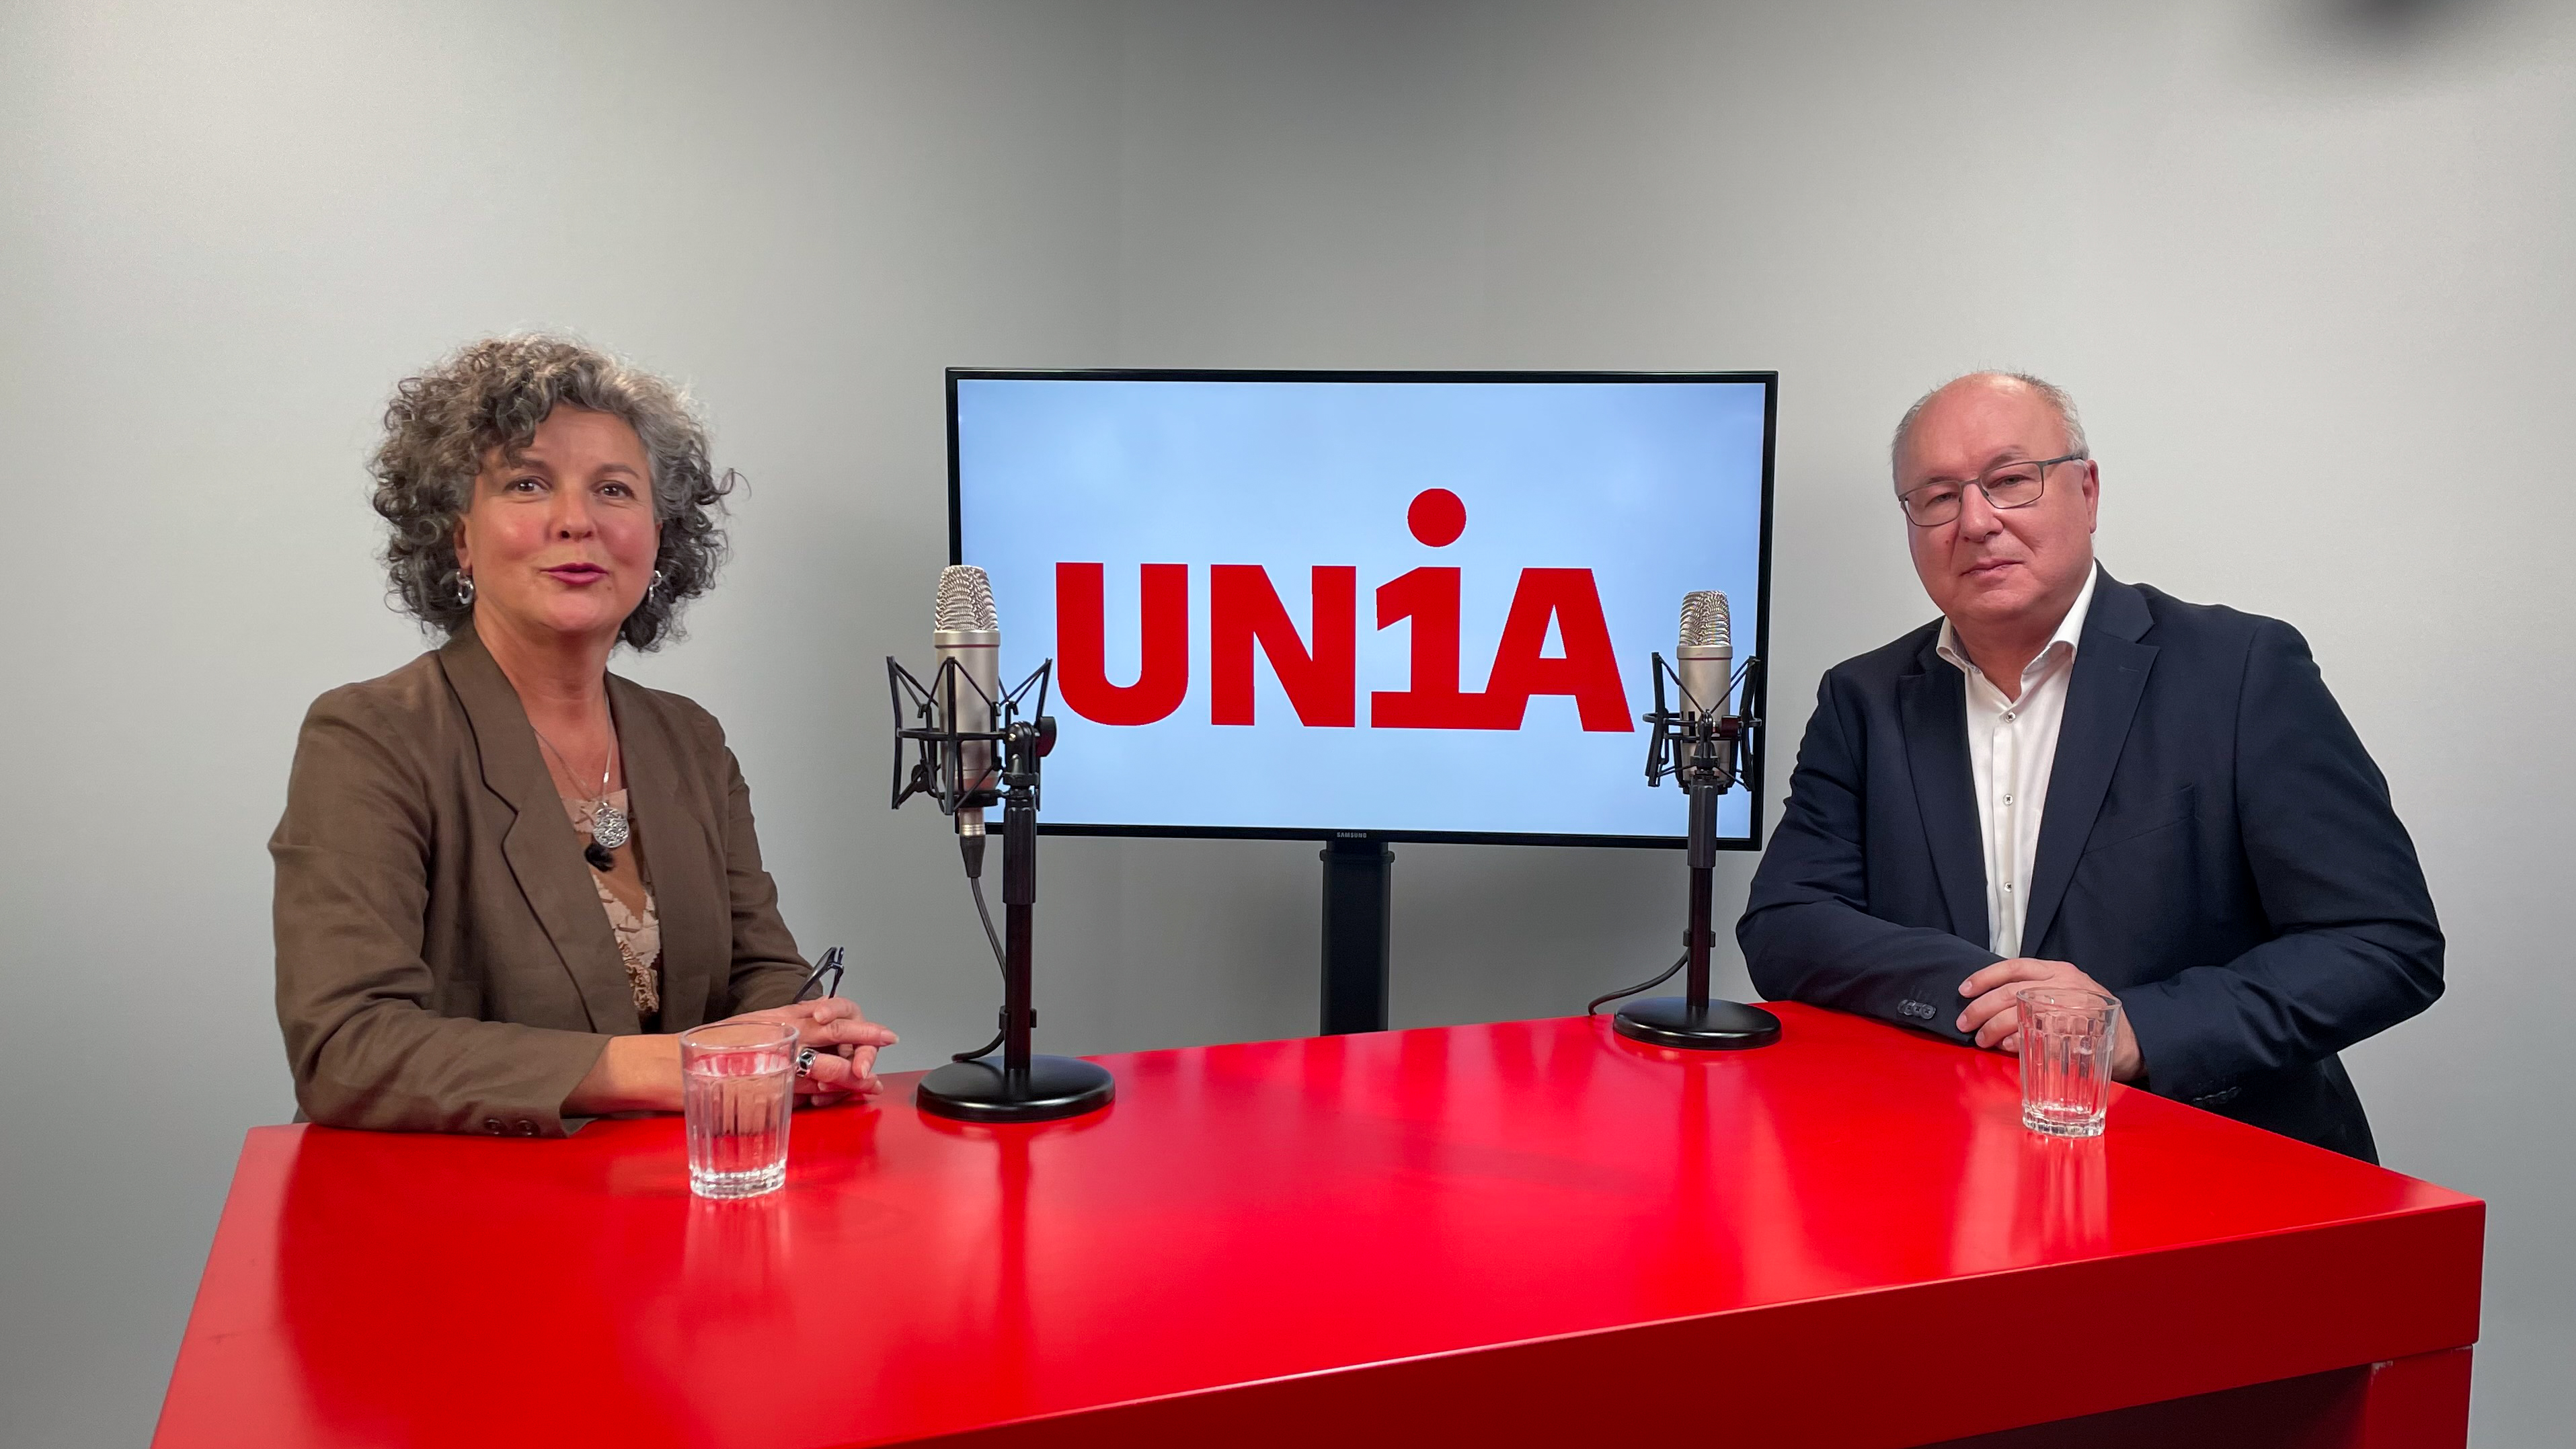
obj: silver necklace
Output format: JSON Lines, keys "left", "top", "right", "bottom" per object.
{"left": 534, "top": 717, "right": 629, "bottom": 853}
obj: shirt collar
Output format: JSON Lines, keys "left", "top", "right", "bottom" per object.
{"left": 1936, "top": 563, "right": 2101, "bottom": 684}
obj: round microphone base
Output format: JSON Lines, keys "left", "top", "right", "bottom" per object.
{"left": 1612, "top": 996, "right": 1783, "bottom": 1052}
{"left": 916, "top": 1054, "right": 1115, "bottom": 1124}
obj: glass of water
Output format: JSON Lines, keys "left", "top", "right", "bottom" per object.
{"left": 2017, "top": 986, "right": 2121, "bottom": 1138}
{"left": 680, "top": 1021, "right": 797, "bottom": 1198}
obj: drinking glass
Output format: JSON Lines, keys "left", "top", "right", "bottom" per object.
{"left": 680, "top": 1021, "right": 797, "bottom": 1198}
{"left": 2017, "top": 987, "right": 2121, "bottom": 1138}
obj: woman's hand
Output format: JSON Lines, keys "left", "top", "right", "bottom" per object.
{"left": 719, "top": 997, "right": 900, "bottom": 1107}
{"left": 562, "top": 999, "right": 900, "bottom": 1118}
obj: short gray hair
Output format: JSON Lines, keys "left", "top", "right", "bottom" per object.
{"left": 370, "top": 335, "right": 735, "bottom": 650}
{"left": 1889, "top": 371, "right": 2089, "bottom": 480}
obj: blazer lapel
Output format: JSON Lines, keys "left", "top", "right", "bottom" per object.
{"left": 609, "top": 673, "right": 726, "bottom": 1030}
{"left": 1897, "top": 645, "right": 1989, "bottom": 945}
{"left": 440, "top": 625, "right": 641, "bottom": 1034}
{"left": 2021, "top": 572, "right": 2158, "bottom": 955}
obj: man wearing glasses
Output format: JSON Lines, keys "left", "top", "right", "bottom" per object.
{"left": 1738, "top": 372, "right": 2442, "bottom": 1159}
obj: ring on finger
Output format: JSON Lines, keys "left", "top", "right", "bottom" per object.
{"left": 794, "top": 1047, "right": 818, "bottom": 1078}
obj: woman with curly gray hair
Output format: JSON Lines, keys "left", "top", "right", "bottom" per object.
{"left": 270, "top": 335, "right": 896, "bottom": 1134}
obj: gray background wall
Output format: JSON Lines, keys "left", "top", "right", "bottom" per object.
{"left": 3, "top": 1, "right": 2568, "bottom": 1443}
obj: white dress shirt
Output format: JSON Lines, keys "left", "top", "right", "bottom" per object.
{"left": 1934, "top": 566, "right": 2099, "bottom": 959}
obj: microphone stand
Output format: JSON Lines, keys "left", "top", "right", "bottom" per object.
{"left": 889, "top": 658, "right": 1115, "bottom": 1122}
{"left": 1613, "top": 655, "right": 1782, "bottom": 1052}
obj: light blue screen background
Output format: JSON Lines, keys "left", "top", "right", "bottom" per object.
{"left": 954, "top": 377, "right": 1768, "bottom": 840}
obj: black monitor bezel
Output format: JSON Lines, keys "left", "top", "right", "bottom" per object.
{"left": 947, "top": 366, "right": 1777, "bottom": 851}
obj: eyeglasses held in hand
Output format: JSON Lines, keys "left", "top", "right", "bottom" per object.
{"left": 1897, "top": 452, "right": 2086, "bottom": 527}
{"left": 794, "top": 946, "right": 845, "bottom": 1004}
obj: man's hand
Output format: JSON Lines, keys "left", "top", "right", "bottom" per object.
{"left": 1957, "top": 957, "right": 2144, "bottom": 1083}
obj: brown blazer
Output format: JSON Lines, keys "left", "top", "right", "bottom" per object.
{"left": 271, "top": 625, "right": 808, "bottom": 1135}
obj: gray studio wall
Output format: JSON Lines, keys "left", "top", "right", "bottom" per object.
{"left": 3, "top": 1, "right": 2569, "bottom": 1444}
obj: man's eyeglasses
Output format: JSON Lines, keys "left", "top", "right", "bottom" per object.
{"left": 1897, "top": 452, "right": 2086, "bottom": 527}
{"left": 794, "top": 945, "right": 845, "bottom": 1004}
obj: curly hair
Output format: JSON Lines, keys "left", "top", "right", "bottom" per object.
{"left": 370, "top": 334, "right": 735, "bottom": 651}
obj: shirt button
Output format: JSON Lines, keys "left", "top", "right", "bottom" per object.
{"left": 2004, "top": 711, "right": 2016, "bottom": 721}
{"left": 2002, "top": 793, "right": 2013, "bottom": 804}
{"left": 2004, "top": 882, "right": 2015, "bottom": 892}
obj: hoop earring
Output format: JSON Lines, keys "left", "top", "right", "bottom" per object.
{"left": 650, "top": 569, "right": 667, "bottom": 596}
{"left": 457, "top": 572, "right": 475, "bottom": 606}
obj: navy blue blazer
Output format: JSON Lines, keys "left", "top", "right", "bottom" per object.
{"left": 1738, "top": 569, "right": 2442, "bottom": 1160}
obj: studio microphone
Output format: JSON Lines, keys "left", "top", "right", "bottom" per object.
{"left": 932, "top": 565, "right": 1002, "bottom": 841}
{"left": 1676, "top": 590, "right": 1732, "bottom": 721}
{"left": 1598, "top": 587, "right": 1781, "bottom": 1050}
{"left": 894, "top": 567, "right": 1115, "bottom": 1122}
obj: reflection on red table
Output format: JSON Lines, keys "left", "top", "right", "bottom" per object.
{"left": 153, "top": 1005, "right": 2481, "bottom": 1448}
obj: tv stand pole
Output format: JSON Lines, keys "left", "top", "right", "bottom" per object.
{"left": 1319, "top": 834, "right": 1393, "bottom": 1033}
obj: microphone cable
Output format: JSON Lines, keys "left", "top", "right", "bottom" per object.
{"left": 951, "top": 848, "right": 1013, "bottom": 1062}
{"left": 1587, "top": 951, "right": 1688, "bottom": 1016}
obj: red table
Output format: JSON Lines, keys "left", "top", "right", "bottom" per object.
{"left": 154, "top": 1005, "right": 2481, "bottom": 1448}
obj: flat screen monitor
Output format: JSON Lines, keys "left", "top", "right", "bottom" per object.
{"left": 949, "top": 369, "right": 1775, "bottom": 848}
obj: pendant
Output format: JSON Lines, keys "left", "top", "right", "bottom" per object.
{"left": 590, "top": 799, "right": 631, "bottom": 851}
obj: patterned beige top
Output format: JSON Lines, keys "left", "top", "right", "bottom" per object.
{"left": 559, "top": 788, "right": 660, "bottom": 1019}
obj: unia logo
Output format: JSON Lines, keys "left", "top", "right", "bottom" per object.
{"left": 1054, "top": 489, "right": 1633, "bottom": 732}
